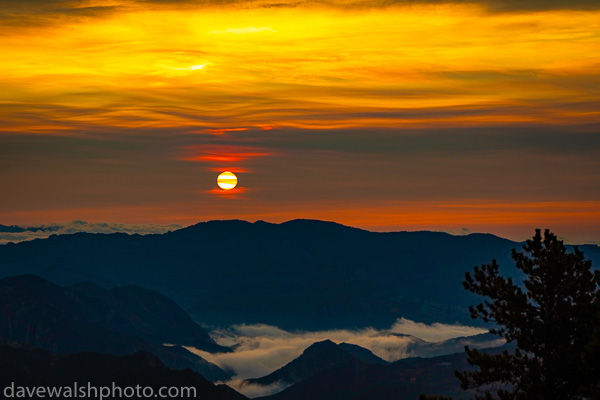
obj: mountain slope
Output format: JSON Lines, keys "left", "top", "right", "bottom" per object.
{"left": 0, "top": 343, "right": 247, "bottom": 400}
{"left": 0, "top": 275, "right": 230, "bottom": 381}
{"left": 338, "top": 342, "right": 389, "bottom": 365}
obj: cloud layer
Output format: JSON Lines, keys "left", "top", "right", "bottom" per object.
{"left": 1, "top": 0, "right": 599, "bottom": 19}
{"left": 0, "top": 221, "right": 182, "bottom": 244}
{"left": 185, "top": 318, "right": 502, "bottom": 398}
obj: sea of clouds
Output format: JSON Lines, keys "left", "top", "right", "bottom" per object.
{"left": 0, "top": 220, "right": 183, "bottom": 244}
{"left": 188, "top": 318, "right": 503, "bottom": 397}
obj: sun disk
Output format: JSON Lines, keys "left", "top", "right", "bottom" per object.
{"left": 217, "top": 171, "right": 238, "bottom": 190}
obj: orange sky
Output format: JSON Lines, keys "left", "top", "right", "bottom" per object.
{"left": 1, "top": 0, "right": 599, "bottom": 243}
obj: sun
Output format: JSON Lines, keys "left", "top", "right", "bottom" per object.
{"left": 217, "top": 171, "right": 238, "bottom": 190}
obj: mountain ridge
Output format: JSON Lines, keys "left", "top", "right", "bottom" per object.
{"left": 1, "top": 220, "right": 598, "bottom": 330}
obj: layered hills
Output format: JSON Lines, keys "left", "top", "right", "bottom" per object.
{"left": 1, "top": 220, "right": 598, "bottom": 330}
{"left": 0, "top": 275, "right": 230, "bottom": 381}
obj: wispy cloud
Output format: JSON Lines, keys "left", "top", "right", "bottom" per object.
{"left": 197, "top": 128, "right": 248, "bottom": 135}
{"left": 179, "top": 145, "right": 272, "bottom": 163}
{"left": 160, "top": 63, "right": 210, "bottom": 71}
{"left": 390, "top": 317, "right": 487, "bottom": 342}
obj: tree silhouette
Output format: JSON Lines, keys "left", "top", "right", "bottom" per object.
{"left": 423, "top": 229, "right": 600, "bottom": 400}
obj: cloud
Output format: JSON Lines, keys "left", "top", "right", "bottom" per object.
{"left": 197, "top": 128, "right": 249, "bottom": 135}
{"left": 389, "top": 317, "right": 488, "bottom": 342}
{"left": 185, "top": 318, "right": 496, "bottom": 396}
{"left": 2, "top": 0, "right": 598, "bottom": 24}
{"left": 160, "top": 64, "right": 210, "bottom": 71}
{"left": 179, "top": 145, "right": 272, "bottom": 163}
{"left": 205, "top": 187, "right": 249, "bottom": 198}
{"left": 0, "top": 221, "right": 183, "bottom": 244}
{"left": 226, "top": 379, "right": 291, "bottom": 398}
{"left": 210, "top": 27, "right": 277, "bottom": 34}
{"left": 0, "top": 1, "right": 119, "bottom": 26}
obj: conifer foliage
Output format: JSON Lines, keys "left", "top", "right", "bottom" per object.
{"left": 424, "top": 229, "right": 600, "bottom": 400}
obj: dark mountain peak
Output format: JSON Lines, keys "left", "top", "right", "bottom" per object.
{"left": 182, "top": 219, "right": 254, "bottom": 232}
{"left": 246, "top": 340, "right": 355, "bottom": 387}
{"left": 280, "top": 219, "right": 367, "bottom": 234}
{"left": 461, "top": 232, "right": 519, "bottom": 245}
{"left": 281, "top": 219, "right": 345, "bottom": 228}
{"left": 252, "top": 220, "right": 276, "bottom": 227}
{"left": 303, "top": 339, "right": 338, "bottom": 353}
{"left": 248, "top": 340, "right": 392, "bottom": 390}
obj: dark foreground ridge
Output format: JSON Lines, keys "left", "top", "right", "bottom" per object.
{"left": 0, "top": 275, "right": 230, "bottom": 381}
{"left": 0, "top": 342, "right": 247, "bottom": 400}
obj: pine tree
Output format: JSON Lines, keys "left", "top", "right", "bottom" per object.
{"left": 423, "top": 229, "right": 600, "bottom": 400}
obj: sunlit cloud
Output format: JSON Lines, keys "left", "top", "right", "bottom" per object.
{"left": 205, "top": 187, "right": 249, "bottom": 197}
{"left": 1, "top": 7, "right": 599, "bottom": 132}
{"left": 160, "top": 63, "right": 210, "bottom": 71}
{"left": 182, "top": 318, "right": 498, "bottom": 396}
{"left": 0, "top": 0, "right": 599, "bottom": 242}
{"left": 210, "top": 27, "right": 276, "bottom": 34}
{"left": 197, "top": 128, "right": 249, "bottom": 135}
{"left": 209, "top": 167, "right": 250, "bottom": 173}
{"left": 390, "top": 317, "right": 487, "bottom": 342}
{"left": 179, "top": 145, "right": 272, "bottom": 163}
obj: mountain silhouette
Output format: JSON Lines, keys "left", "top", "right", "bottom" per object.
{"left": 246, "top": 340, "right": 357, "bottom": 387}
{"left": 0, "top": 275, "right": 230, "bottom": 381}
{"left": 253, "top": 346, "right": 507, "bottom": 400}
{"left": 0, "top": 342, "right": 247, "bottom": 400}
{"left": 245, "top": 337, "right": 506, "bottom": 399}
{"left": 1, "top": 219, "right": 598, "bottom": 329}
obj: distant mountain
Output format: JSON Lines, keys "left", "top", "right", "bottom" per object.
{"left": 0, "top": 225, "right": 27, "bottom": 233}
{"left": 0, "top": 224, "right": 60, "bottom": 234}
{"left": 0, "top": 275, "right": 230, "bottom": 381}
{"left": 1, "top": 219, "right": 598, "bottom": 329}
{"left": 366, "top": 331, "right": 504, "bottom": 359}
{"left": 412, "top": 332, "right": 503, "bottom": 358}
{"left": 0, "top": 342, "right": 247, "bottom": 400}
